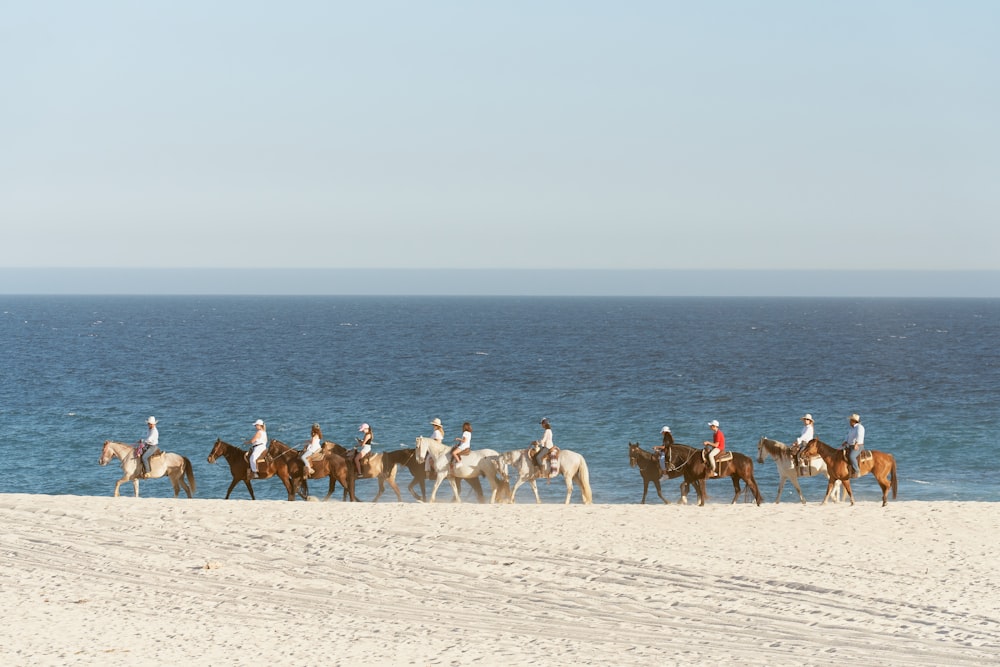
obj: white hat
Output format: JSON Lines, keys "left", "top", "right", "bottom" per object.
{"left": 661, "top": 425, "right": 671, "bottom": 433}
{"left": 253, "top": 419, "right": 264, "bottom": 426}
{"left": 359, "top": 423, "right": 370, "bottom": 431}
{"left": 430, "top": 418, "right": 443, "bottom": 427}
{"left": 801, "top": 414, "right": 813, "bottom": 422}
{"left": 708, "top": 420, "right": 720, "bottom": 428}
{"left": 147, "top": 416, "right": 157, "bottom": 425}
{"left": 849, "top": 413, "right": 861, "bottom": 423}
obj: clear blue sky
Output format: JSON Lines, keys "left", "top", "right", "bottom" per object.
{"left": 2, "top": 2, "right": 998, "bottom": 292}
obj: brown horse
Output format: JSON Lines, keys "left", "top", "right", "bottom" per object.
{"left": 206, "top": 438, "right": 305, "bottom": 501}
{"left": 268, "top": 439, "right": 357, "bottom": 502}
{"left": 324, "top": 442, "right": 412, "bottom": 502}
{"left": 663, "top": 442, "right": 763, "bottom": 506}
{"left": 627, "top": 442, "right": 684, "bottom": 504}
{"left": 799, "top": 438, "right": 898, "bottom": 506}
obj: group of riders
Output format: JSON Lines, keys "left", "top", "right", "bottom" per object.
{"left": 132, "top": 411, "right": 867, "bottom": 482}
{"left": 133, "top": 415, "right": 563, "bottom": 480}
{"left": 651, "top": 413, "right": 867, "bottom": 478}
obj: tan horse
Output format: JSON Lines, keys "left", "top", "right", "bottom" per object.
{"left": 99, "top": 440, "right": 196, "bottom": 498}
{"left": 324, "top": 442, "right": 404, "bottom": 501}
{"left": 799, "top": 438, "right": 898, "bottom": 506}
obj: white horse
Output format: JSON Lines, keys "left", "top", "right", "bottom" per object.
{"left": 498, "top": 447, "right": 593, "bottom": 504}
{"left": 756, "top": 437, "right": 841, "bottom": 504}
{"left": 414, "top": 437, "right": 508, "bottom": 503}
{"left": 99, "top": 440, "right": 196, "bottom": 498}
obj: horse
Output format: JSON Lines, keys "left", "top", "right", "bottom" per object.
{"left": 99, "top": 440, "right": 196, "bottom": 498}
{"left": 627, "top": 442, "right": 686, "bottom": 504}
{"left": 662, "top": 442, "right": 763, "bottom": 506}
{"left": 322, "top": 442, "right": 406, "bottom": 502}
{"left": 206, "top": 438, "right": 304, "bottom": 501}
{"left": 799, "top": 438, "right": 898, "bottom": 506}
{"left": 497, "top": 446, "right": 593, "bottom": 505}
{"left": 756, "top": 437, "right": 842, "bottom": 504}
{"left": 414, "top": 436, "right": 508, "bottom": 503}
{"left": 268, "top": 439, "right": 356, "bottom": 502}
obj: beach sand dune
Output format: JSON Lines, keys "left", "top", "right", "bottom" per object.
{"left": 1, "top": 494, "right": 997, "bottom": 666}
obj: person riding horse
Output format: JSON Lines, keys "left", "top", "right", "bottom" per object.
{"left": 651, "top": 425, "right": 674, "bottom": 475}
{"left": 354, "top": 423, "right": 374, "bottom": 475}
{"left": 135, "top": 416, "right": 159, "bottom": 478}
{"left": 703, "top": 420, "right": 725, "bottom": 477}
{"left": 530, "top": 418, "right": 558, "bottom": 477}
{"left": 450, "top": 422, "right": 473, "bottom": 468}
{"left": 841, "top": 413, "right": 865, "bottom": 477}
{"left": 791, "top": 413, "right": 815, "bottom": 471}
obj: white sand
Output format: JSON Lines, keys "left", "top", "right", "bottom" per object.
{"left": 1, "top": 494, "right": 997, "bottom": 666}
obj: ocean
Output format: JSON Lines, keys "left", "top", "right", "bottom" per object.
{"left": 2, "top": 296, "right": 997, "bottom": 503}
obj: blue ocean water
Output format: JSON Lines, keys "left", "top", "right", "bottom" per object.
{"left": 2, "top": 296, "right": 997, "bottom": 503}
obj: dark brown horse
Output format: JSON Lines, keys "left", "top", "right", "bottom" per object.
{"left": 799, "top": 438, "right": 898, "bottom": 506}
{"left": 206, "top": 438, "right": 305, "bottom": 501}
{"left": 268, "top": 439, "right": 357, "bottom": 502}
{"left": 627, "top": 442, "right": 684, "bottom": 504}
{"left": 663, "top": 442, "right": 763, "bottom": 506}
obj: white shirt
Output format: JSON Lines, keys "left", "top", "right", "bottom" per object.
{"left": 303, "top": 434, "right": 321, "bottom": 455}
{"left": 140, "top": 426, "right": 159, "bottom": 447}
{"left": 538, "top": 428, "right": 554, "bottom": 448}
{"left": 456, "top": 430, "right": 471, "bottom": 450}
{"left": 431, "top": 428, "right": 444, "bottom": 443}
{"left": 845, "top": 423, "right": 865, "bottom": 447}
{"left": 251, "top": 429, "right": 268, "bottom": 447}
{"left": 794, "top": 423, "right": 814, "bottom": 445}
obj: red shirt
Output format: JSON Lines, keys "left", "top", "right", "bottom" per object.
{"left": 713, "top": 430, "right": 726, "bottom": 450}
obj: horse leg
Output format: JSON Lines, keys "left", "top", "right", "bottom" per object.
{"left": 653, "top": 478, "right": 669, "bottom": 504}
{"left": 385, "top": 474, "right": 403, "bottom": 502}
{"left": 842, "top": 479, "right": 855, "bottom": 505}
{"left": 563, "top": 474, "right": 573, "bottom": 504}
{"left": 695, "top": 478, "right": 706, "bottom": 506}
{"left": 225, "top": 477, "right": 239, "bottom": 499}
{"left": 679, "top": 481, "right": 688, "bottom": 505}
{"left": 730, "top": 476, "right": 741, "bottom": 504}
{"left": 429, "top": 474, "right": 446, "bottom": 503}
{"left": 530, "top": 480, "right": 541, "bottom": 504}
{"left": 448, "top": 476, "right": 462, "bottom": 503}
{"left": 641, "top": 478, "right": 650, "bottom": 504}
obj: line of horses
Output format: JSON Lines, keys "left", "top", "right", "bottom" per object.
{"left": 100, "top": 437, "right": 593, "bottom": 505}
{"left": 628, "top": 437, "right": 897, "bottom": 507}
{"left": 100, "top": 434, "right": 897, "bottom": 506}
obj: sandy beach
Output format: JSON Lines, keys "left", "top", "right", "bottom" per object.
{"left": 1, "top": 494, "right": 997, "bottom": 666}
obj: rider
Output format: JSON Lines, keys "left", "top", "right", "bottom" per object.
{"left": 531, "top": 418, "right": 555, "bottom": 477}
{"left": 136, "top": 416, "right": 159, "bottom": 478}
{"left": 841, "top": 413, "right": 865, "bottom": 477}
{"left": 652, "top": 425, "right": 674, "bottom": 475}
{"left": 451, "top": 422, "right": 472, "bottom": 467}
{"left": 301, "top": 423, "right": 323, "bottom": 476}
{"left": 428, "top": 418, "right": 444, "bottom": 474}
{"left": 703, "top": 419, "right": 725, "bottom": 477}
{"left": 355, "top": 423, "right": 374, "bottom": 476}
{"left": 246, "top": 419, "right": 268, "bottom": 479}
{"left": 792, "top": 413, "right": 815, "bottom": 470}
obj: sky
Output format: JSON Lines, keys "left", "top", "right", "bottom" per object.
{"left": 2, "top": 2, "right": 999, "bottom": 295}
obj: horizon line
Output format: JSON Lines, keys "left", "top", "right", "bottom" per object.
{"left": 1, "top": 268, "right": 998, "bottom": 298}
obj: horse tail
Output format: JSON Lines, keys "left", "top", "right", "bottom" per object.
{"left": 890, "top": 455, "right": 898, "bottom": 499}
{"left": 576, "top": 456, "right": 593, "bottom": 504}
{"left": 184, "top": 457, "right": 196, "bottom": 496}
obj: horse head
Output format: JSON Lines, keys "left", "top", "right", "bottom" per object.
{"left": 800, "top": 438, "right": 819, "bottom": 458}
{"left": 414, "top": 437, "right": 426, "bottom": 463}
{"left": 756, "top": 436, "right": 767, "bottom": 464}
{"left": 99, "top": 440, "right": 114, "bottom": 466}
{"left": 207, "top": 438, "right": 226, "bottom": 463}
{"left": 628, "top": 442, "right": 639, "bottom": 467}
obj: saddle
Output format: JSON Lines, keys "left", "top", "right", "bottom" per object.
{"left": 702, "top": 450, "right": 732, "bottom": 465}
